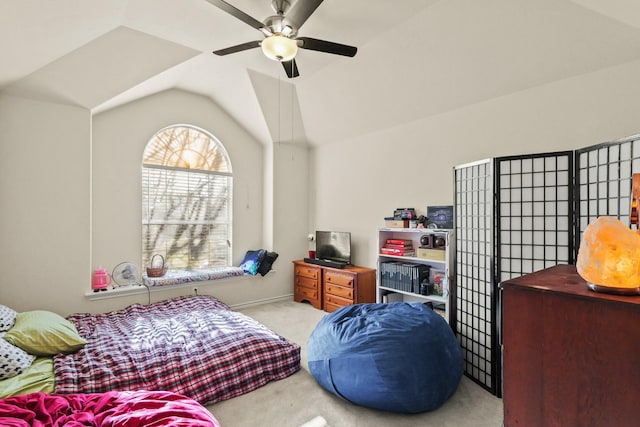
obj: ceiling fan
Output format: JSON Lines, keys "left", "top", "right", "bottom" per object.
{"left": 206, "top": 0, "right": 357, "bottom": 78}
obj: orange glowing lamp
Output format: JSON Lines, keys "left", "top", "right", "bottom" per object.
{"left": 577, "top": 216, "right": 640, "bottom": 294}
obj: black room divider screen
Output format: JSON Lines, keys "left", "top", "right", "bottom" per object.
{"left": 452, "top": 133, "right": 640, "bottom": 396}
{"left": 575, "top": 136, "right": 640, "bottom": 246}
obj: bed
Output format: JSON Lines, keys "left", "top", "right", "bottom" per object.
{"left": 0, "top": 390, "right": 220, "bottom": 426}
{"left": 1, "top": 296, "right": 301, "bottom": 407}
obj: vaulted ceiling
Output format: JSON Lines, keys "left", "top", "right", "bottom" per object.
{"left": 3, "top": 0, "right": 640, "bottom": 146}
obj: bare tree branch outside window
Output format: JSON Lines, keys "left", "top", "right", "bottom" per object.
{"left": 142, "top": 125, "right": 232, "bottom": 269}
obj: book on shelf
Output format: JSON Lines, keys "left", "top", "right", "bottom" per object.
{"left": 384, "top": 243, "right": 414, "bottom": 249}
{"left": 386, "top": 239, "right": 413, "bottom": 246}
{"left": 380, "top": 247, "right": 416, "bottom": 256}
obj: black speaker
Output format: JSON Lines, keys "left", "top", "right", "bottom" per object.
{"left": 420, "top": 234, "right": 433, "bottom": 248}
{"left": 433, "top": 236, "right": 446, "bottom": 248}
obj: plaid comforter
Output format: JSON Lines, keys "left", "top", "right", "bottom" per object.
{"left": 54, "top": 296, "right": 300, "bottom": 405}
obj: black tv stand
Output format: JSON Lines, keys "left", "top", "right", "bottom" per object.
{"left": 304, "top": 258, "right": 348, "bottom": 269}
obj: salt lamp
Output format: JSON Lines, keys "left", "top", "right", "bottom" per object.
{"left": 577, "top": 216, "right": 640, "bottom": 294}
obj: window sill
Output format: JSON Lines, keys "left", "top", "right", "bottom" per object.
{"left": 85, "top": 268, "right": 275, "bottom": 301}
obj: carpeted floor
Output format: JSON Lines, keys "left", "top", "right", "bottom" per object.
{"left": 207, "top": 300, "right": 503, "bottom": 427}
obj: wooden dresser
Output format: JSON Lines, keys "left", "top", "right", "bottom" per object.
{"left": 293, "top": 260, "right": 375, "bottom": 312}
{"left": 293, "top": 260, "right": 322, "bottom": 310}
{"left": 501, "top": 264, "right": 640, "bottom": 427}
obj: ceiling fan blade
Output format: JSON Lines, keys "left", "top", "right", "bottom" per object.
{"left": 282, "top": 59, "right": 300, "bottom": 78}
{"left": 298, "top": 37, "right": 357, "bottom": 57}
{"left": 283, "top": 0, "right": 324, "bottom": 30}
{"left": 213, "top": 40, "right": 261, "bottom": 56}
{"left": 205, "top": 0, "right": 266, "bottom": 31}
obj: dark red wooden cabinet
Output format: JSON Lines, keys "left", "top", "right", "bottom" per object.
{"left": 501, "top": 264, "right": 640, "bottom": 427}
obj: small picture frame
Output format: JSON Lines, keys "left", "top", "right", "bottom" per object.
{"left": 427, "top": 205, "right": 453, "bottom": 229}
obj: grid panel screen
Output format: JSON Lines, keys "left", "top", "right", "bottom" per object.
{"left": 453, "top": 136, "right": 640, "bottom": 398}
{"left": 495, "top": 152, "right": 574, "bottom": 282}
{"left": 454, "top": 160, "right": 496, "bottom": 394}
{"left": 575, "top": 137, "right": 640, "bottom": 248}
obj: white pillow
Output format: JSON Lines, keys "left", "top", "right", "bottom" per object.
{"left": 0, "top": 338, "right": 36, "bottom": 380}
{"left": 0, "top": 305, "right": 17, "bottom": 332}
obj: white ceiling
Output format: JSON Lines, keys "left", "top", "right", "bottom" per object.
{"left": 2, "top": 0, "right": 640, "bottom": 146}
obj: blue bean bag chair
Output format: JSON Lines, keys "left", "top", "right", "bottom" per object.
{"left": 307, "top": 302, "right": 463, "bottom": 413}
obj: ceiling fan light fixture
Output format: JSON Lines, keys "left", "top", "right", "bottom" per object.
{"left": 208, "top": 0, "right": 357, "bottom": 78}
{"left": 261, "top": 34, "right": 297, "bottom": 61}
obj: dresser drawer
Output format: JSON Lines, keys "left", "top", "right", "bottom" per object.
{"left": 325, "top": 270, "right": 354, "bottom": 288}
{"left": 324, "top": 300, "right": 344, "bottom": 313}
{"left": 295, "top": 287, "right": 318, "bottom": 302}
{"left": 295, "top": 266, "right": 320, "bottom": 280}
{"left": 325, "top": 284, "right": 353, "bottom": 300}
{"left": 295, "top": 276, "right": 319, "bottom": 290}
{"left": 325, "top": 293, "right": 352, "bottom": 308}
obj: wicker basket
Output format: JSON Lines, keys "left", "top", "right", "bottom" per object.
{"left": 146, "top": 254, "right": 167, "bottom": 277}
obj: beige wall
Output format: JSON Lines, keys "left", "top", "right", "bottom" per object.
{"left": 91, "top": 89, "right": 265, "bottom": 271}
{"left": 272, "top": 141, "right": 310, "bottom": 263}
{"left": 311, "top": 59, "right": 640, "bottom": 269}
{"left": 91, "top": 89, "right": 312, "bottom": 312}
{"left": 0, "top": 95, "right": 90, "bottom": 314}
{"left": 3, "top": 59, "right": 640, "bottom": 316}
{"left": 91, "top": 89, "right": 294, "bottom": 313}
{"left": 0, "top": 89, "right": 309, "bottom": 316}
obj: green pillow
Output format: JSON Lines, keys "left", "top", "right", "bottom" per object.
{"left": 4, "top": 311, "right": 87, "bottom": 356}
{"left": 0, "top": 357, "right": 54, "bottom": 398}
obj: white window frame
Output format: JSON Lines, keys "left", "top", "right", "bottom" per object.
{"left": 141, "top": 125, "right": 233, "bottom": 270}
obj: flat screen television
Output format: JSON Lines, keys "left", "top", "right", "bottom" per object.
{"left": 315, "top": 231, "right": 351, "bottom": 265}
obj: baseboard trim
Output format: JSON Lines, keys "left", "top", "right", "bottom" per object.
{"left": 229, "top": 294, "right": 294, "bottom": 310}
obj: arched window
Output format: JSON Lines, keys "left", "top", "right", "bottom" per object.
{"left": 142, "top": 125, "right": 232, "bottom": 269}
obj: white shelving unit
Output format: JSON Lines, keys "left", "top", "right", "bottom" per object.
{"left": 376, "top": 228, "right": 454, "bottom": 323}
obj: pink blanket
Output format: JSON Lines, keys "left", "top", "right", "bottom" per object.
{"left": 0, "top": 390, "right": 220, "bottom": 426}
